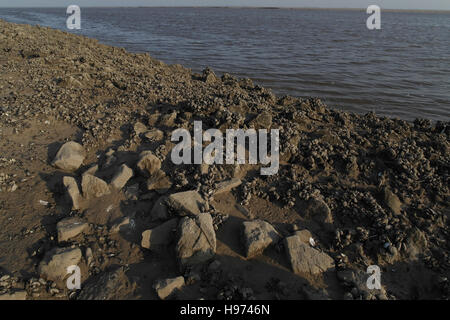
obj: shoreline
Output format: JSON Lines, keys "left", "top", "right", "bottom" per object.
{"left": 0, "top": 20, "right": 449, "bottom": 300}
{"left": 1, "top": 7, "right": 450, "bottom": 14}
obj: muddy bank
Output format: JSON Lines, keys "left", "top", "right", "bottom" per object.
{"left": 0, "top": 19, "right": 448, "bottom": 300}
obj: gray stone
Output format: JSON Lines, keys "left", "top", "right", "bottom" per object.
{"left": 110, "top": 164, "right": 133, "bottom": 190}
{"left": 153, "top": 276, "right": 185, "bottom": 300}
{"left": 241, "top": 220, "right": 280, "bottom": 258}
{"left": 63, "top": 176, "right": 82, "bottom": 210}
{"left": 52, "top": 141, "right": 85, "bottom": 171}
{"left": 167, "top": 190, "right": 206, "bottom": 216}
{"left": 214, "top": 178, "right": 242, "bottom": 195}
{"left": 293, "top": 229, "right": 314, "bottom": 245}
{"left": 81, "top": 174, "right": 110, "bottom": 199}
{"left": 141, "top": 218, "right": 178, "bottom": 251}
{"left": 137, "top": 151, "right": 161, "bottom": 177}
{"left": 57, "top": 217, "right": 88, "bottom": 242}
{"left": 284, "top": 235, "right": 334, "bottom": 275}
{"left": 38, "top": 247, "right": 82, "bottom": 282}
{"left": 176, "top": 212, "right": 216, "bottom": 267}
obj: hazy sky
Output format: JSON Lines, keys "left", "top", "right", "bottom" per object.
{"left": 1, "top": 0, "right": 450, "bottom": 10}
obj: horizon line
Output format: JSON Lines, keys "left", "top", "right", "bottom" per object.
{"left": 1, "top": 6, "right": 450, "bottom": 13}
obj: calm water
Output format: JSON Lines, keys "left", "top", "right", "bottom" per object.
{"left": 1, "top": 7, "right": 449, "bottom": 122}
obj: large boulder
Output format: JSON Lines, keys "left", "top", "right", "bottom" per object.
{"left": 167, "top": 190, "right": 206, "bottom": 216}
{"left": 153, "top": 276, "right": 185, "bottom": 300}
{"left": 176, "top": 212, "right": 216, "bottom": 268}
{"left": 241, "top": 220, "right": 280, "bottom": 258}
{"left": 81, "top": 174, "right": 110, "bottom": 199}
{"left": 284, "top": 235, "right": 334, "bottom": 275}
{"left": 38, "top": 247, "right": 82, "bottom": 282}
{"left": 52, "top": 141, "right": 85, "bottom": 171}
{"left": 141, "top": 218, "right": 178, "bottom": 251}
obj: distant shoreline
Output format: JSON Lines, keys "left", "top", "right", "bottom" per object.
{"left": 1, "top": 7, "right": 450, "bottom": 14}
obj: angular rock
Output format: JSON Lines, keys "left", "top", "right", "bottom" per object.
{"left": 214, "top": 178, "right": 242, "bottom": 195}
{"left": 63, "top": 176, "right": 82, "bottom": 210}
{"left": 284, "top": 235, "right": 334, "bottom": 275}
{"left": 133, "top": 121, "right": 147, "bottom": 136}
{"left": 141, "top": 218, "right": 178, "bottom": 251}
{"left": 241, "top": 220, "right": 280, "bottom": 258}
{"left": 83, "top": 164, "right": 98, "bottom": 176}
{"left": 81, "top": 174, "right": 110, "bottom": 199}
{"left": 57, "top": 217, "right": 88, "bottom": 242}
{"left": 110, "top": 164, "right": 133, "bottom": 190}
{"left": 38, "top": 247, "right": 82, "bottom": 282}
{"left": 250, "top": 111, "right": 272, "bottom": 129}
{"left": 293, "top": 229, "right": 314, "bottom": 245}
{"left": 136, "top": 151, "right": 161, "bottom": 177}
{"left": 153, "top": 276, "right": 185, "bottom": 300}
{"left": 78, "top": 267, "right": 134, "bottom": 300}
{"left": 150, "top": 196, "right": 169, "bottom": 221}
{"left": 305, "top": 197, "right": 334, "bottom": 226}
{"left": 0, "top": 290, "right": 27, "bottom": 300}
{"left": 176, "top": 212, "right": 216, "bottom": 267}
{"left": 144, "top": 128, "right": 164, "bottom": 142}
{"left": 167, "top": 190, "right": 206, "bottom": 216}
{"left": 147, "top": 169, "right": 172, "bottom": 194}
{"left": 52, "top": 141, "right": 85, "bottom": 171}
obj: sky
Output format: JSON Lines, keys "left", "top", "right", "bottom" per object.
{"left": 1, "top": 0, "right": 450, "bottom": 10}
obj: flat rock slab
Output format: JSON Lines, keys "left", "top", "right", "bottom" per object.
{"left": 137, "top": 151, "right": 161, "bottom": 177}
{"left": 38, "top": 247, "right": 82, "bottom": 282}
{"left": 82, "top": 174, "right": 110, "bottom": 199}
{"left": 153, "top": 276, "right": 185, "bottom": 300}
{"left": 284, "top": 235, "right": 334, "bottom": 275}
{"left": 110, "top": 164, "right": 133, "bottom": 190}
{"left": 176, "top": 212, "right": 216, "bottom": 268}
{"left": 141, "top": 218, "right": 178, "bottom": 251}
{"left": 167, "top": 190, "right": 206, "bottom": 216}
{"left": 57, "top": 217, "right": 88, "bottom": 242}
{"left": 241, "top": 220, "right": 280, "bottom": 258}
{"left": 52, "top": 141, "right": 85, "bottom": 171}
{"left": 214, "top": 178, "right": 242, "bottom": 195}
